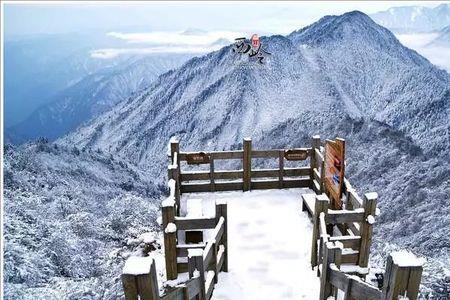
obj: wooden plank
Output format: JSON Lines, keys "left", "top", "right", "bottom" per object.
{"left": 348, "top": 222, "right": 360, "bottom": 235}
{"left": 341, "top": 252, "right": 359, "bottom": 264}
{"left": 211, "top": 217, "right": 225, "bottom": 244}
{"left": 250, "top": 178, "right": 309, "bottom": 190}
{"left": 329, "top": 236, "right": 361, "bottom": 249}
{"left": 179, "top": 150, "right": 243, "bottom": 160}
{"left": 181, "top": 180, "right": 244, "bottom": 192}
{"left": 184, "top": 277, "right": 201, "bottom": 300}
{"left": 315, "top": 148, "right": 324, "bottom": 164}
{"left": 177, "top": 243, "right": 206, "bottom": 257}
{"left": 181, "top": 182, "right": 210, "bottom": 193}
{"left": 251, "top": 149, "right": 281, "bottom": 158}
{"left": 181, "top": 170, "right": 242, "bottom": 181}
{"left": 348, "top": 191, "right": 364, "bottom": 209}
{"left": 243, "top": 138, "right": 252, "bottom": 191}
{"left": 161, "top": 287, "right": 184, "bottom": 300}
{"left": 175, "top": 217, "right": 216, "bottom": 230}
{"left": 325, "top": 210, "right": 365, "bottom": 224}
{"left": 251, "top": 168, "right": 279, "bottom": 178}
{"left": 313, "top": 168, "right": 321, "bottom": 183}
{"left": 214, "top": 181, "right": 243, "bottom": 192}
{"left": 203, "top": 242, "right": 214, "bottom": 272}
{"left": 216, "top": 245, "right": 225, "bottom": 273}
{"left": 406, "top": 266, "right": 423, "bottom": 300}
{"left": 284, "top": 167, "right": 310, "bottom": 177}
{"left": 188, "top": 250, "right": 206, "bottom": 300}
{"left": 215, "top": 202, "right": 228, "bottom": 272}
{"left": 205, "top": 270, "right": 215, "bottom": 300}
{"left": 329, "top": 266, "right": 381, "bottom": 300}
{"left": 312, "top": 179, "right": 321, "bottom": 194}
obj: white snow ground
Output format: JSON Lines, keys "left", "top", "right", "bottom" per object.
{"left": 182, "top": 188, "right": 320, "bottom": 299}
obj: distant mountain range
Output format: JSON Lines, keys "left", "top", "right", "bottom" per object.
{"left": 7, "top": 53, "right": 193, "bottom": 144}
{"left": 370, "top": 3, "right": 450, "bottom": 33}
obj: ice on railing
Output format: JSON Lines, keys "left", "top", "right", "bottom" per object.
{"left": 188, "top": 248, "right": 204, "bottom": 258}
{"left": 340, "top": 265, "right": 369, "bottom": 274}
{"left": 165, "top": 222, "right": 177, "bottom": 234}
{"left": 186, "top": 198, "right": 203, "bottom": 217}
{"left": 366, "top": 215, "right": 375, "bottom": 225}
{"left": 123, "top": 256, "right": 153, "bottom": 275}
{"left": 391, "top": 251, "right": 425, "bottom": 267}
{"left": 162, "top": 197, "right": 175, "bottom": 207}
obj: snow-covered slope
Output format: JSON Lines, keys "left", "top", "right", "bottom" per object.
{"left": 370, "top": 4, "right": 450, "bottom": 33}
{"left": 8, "top": 54, "right": 192, "bottom": 143}
{"left": 3, "top": 140, "right": 163, "bottom": 299}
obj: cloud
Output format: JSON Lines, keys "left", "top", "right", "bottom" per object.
{"left": 91, "top": 29, "right": 247, "bottom": 58}
{"left": 396, "top": 33, "right": 450, "bottom": 73}
{"left": 90, "top": 45, "right": 223, "bottom": 59}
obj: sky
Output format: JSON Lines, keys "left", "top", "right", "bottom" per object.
{"left": 3, "top": 1, "right": 445, "bottom": 37}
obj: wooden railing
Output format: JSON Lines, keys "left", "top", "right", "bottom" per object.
{"left": 121, "top": 135, "right": 424, "bottom": 300}
{"left": 177, "top": 138, "right": 311, "bottom": 193}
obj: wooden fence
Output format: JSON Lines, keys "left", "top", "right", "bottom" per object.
{"left": 121, "top": 136, "right": 423, "bottom": 300}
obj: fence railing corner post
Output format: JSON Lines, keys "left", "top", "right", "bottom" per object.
{"left": 243, "top": 138, "right": 252, "bottom": 191}
{"left": 358, "top": 192, "right": 378, "bottom": 268}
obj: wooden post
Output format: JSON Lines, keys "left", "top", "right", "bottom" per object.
{"left": 310, "top": 135, "right": 320, "bottom": 190}
{"left": 210, "top": 153, "right": 215, "bottom": 192}
{"left": 188, "top": 249, "right": 206, "bottom": 300}
{"left": 278, "top": 150, "right": 284, "bottom": 189}
{"left": 162, "top": 202, "right": 178, "bottom": 280}
{"left": 382, "top": 253, "right": 423, "bottom": 300}
{"left": 215, "top": 200, "right": 228, "bottom": 272}
{"left": 311, "top": 194, "right": 329, "bottom": 268}
{"left": 170, "top": 140, "right": 181, "bottom": 214}
{"left": 319, "top": 242, "right": 342, "bottom": 300}
{"left": 122, "top": 257, "right": 160, "bottom": 300}
{"left": 243, "top": 138, "right": 252, "bottom": 191}
{"left": 358, "top": 192, "right": 377, "bottom": 267}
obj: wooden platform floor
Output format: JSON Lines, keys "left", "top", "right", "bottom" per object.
{"left": 181, "top": 188, "right": 320, "bottom": 300}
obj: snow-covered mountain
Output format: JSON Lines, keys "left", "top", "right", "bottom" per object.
{"left": 371, "top": 4, "right": 450, "bottom": 33}
{"left": 62, "top": 11, "right": 449, "bottom": 170}
{"left": 7, "top": 54, "right": 192, "bottom": 143}
{"left": 5, "top": 10, "right": 450, "bottom": 298}
{"left": 59, "top": 11, "right": 450, "bottom": 297}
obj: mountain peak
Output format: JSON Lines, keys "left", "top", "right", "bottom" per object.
{"left": 288, "top": 10, "right": 393, "bottom": 47}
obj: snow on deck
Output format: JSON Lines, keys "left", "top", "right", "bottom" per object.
{"left": 182, "top": 188, "right": 320, "bottom": 299}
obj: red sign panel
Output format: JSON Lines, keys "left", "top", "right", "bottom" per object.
{"left": 324, "top": 139, "right": 345, "bottom": 209}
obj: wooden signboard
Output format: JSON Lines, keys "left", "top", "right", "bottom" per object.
{"left": 324, "top": 139, "right": 345, "bottom": 209}
{"left": 186, "top": 152, "right": 210, "bottom": 165}
{"left": 284, "top": 148, "right": 309, "bottom": 161}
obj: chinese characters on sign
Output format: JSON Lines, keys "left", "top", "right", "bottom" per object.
{"left": 232, "top": 34, "right": 271, "bottom": 64}
{"left": 324, "top": 138, "right": 346, "bottom": 209}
